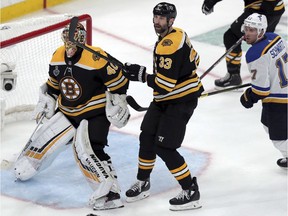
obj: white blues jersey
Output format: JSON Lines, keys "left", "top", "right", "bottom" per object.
{"left": 246, "top": 32, "right": 288, "bottom": 106}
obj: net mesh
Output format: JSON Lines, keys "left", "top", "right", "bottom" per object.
{"left": 0, "top": 14, "right": 91, "bottom": 125}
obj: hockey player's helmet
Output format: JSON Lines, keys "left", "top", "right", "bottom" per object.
{"left": 153, "top": 2, "right": 177, "bottom": 19}
{"left": 242, "top": 13, "right": 267, "bottom": 36}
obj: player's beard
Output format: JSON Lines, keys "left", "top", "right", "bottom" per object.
{"left": 154, "top": 24, "right": 168, "bottom": 34}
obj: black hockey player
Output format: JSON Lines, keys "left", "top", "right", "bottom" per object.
{"left": 122, "top": 2, "right": 204, "bottom": 211}
{"left": 14, "top": 22, "right": 130, "bottom": 210}
{"left": 201, "top": 0, "right": 285, "bottom": 88}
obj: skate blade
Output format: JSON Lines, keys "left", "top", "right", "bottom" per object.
{"left": 169, "top": 200, "right": 202, "bottom": 211}
{"left": 126, "top": 191, "right": 150, "bottom": 203}
{"left": 93, "top": 203, "right": 124, "bottom": 211}
{"left": 93, "top": 199, "right": 124, "bottom": 210}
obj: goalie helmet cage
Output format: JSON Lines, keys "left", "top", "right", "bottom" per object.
{"left": 0, "top": 14, "right": 92, "bottom": 128}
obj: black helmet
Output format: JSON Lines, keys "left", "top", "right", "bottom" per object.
{"left": 153, "top": 2, "right": 177, "bottom": 19}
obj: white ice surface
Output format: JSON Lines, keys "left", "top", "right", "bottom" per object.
{"left": 1, "top": 1, "right": 287, "bottom": 216}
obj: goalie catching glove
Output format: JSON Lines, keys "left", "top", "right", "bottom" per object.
{"left": 105, "top": 91, "right": 130, "bottom": 128}
{"left": 123, "top": 63, "right": 147, "bottom": 83}
{"left": 33, "top": 83, "right": 56, "bottom": 121}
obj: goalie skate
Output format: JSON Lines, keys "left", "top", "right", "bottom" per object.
{"left": 93, "top": 191, "right": 124, "bottom": 210}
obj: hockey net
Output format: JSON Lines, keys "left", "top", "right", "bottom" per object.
{"left": 0, "top": 14, "right": 92, "bottom": 128}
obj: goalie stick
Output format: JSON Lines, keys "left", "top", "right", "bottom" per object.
{"left": 17, "top": 112, "right": 46, "bottom": 160}
{"left": 69, "top": 16, "right": 126, "bottom": 71}
{"left": 126, "top": 83, "right": 251, "bottom": 111}
{"left": 69, "top": 17, "right": 247, "bottom": 112}
{"left": 1, "top": 112, "right": 46, "bottom": 170}
{"left": 69, "top": 17, "right": 144, "bottom": 113}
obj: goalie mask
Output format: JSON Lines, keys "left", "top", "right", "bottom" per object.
{"left": 61, "top": 22, "right": 86, "bottom": 57}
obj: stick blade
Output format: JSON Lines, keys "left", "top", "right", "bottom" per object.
{"left": 69, "top": 16, "right": 79, "bottom": 42}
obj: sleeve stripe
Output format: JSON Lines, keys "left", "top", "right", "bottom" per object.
{"left": 157, "top": 73, "right": 177, "bottom": 84}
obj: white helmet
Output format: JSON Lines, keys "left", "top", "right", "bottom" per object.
{"left": 242, "top": 13, "right": 268, "bottom": 36}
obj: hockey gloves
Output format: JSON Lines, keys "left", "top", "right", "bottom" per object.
{"left": 105, "top": 91, "right": 130, "bottom": 128}
{"left": 33, "top": 83, "right": 56, "bottom": 121}
{"left": 123, "top": 63, "right": 147, "bottom": 83}
{"left": 240, "top": 88, "right": 255, "bottom": 109}
{"left": 201, "top": 0, "right": 216, "bottom": 15}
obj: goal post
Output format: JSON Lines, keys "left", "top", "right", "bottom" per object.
{"left": 0, "top": 14, "right": 92, "bottom": 128}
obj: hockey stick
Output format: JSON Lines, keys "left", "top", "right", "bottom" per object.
{"left": 17, "top": 112, "right": 46, "bottom": 159}
{"left": 69, "top": 16, "right": 145, "bottom": 113}
{"left": 125, "top": 83, "right": 251, "bottom": 111}
{"left": 69, "top": 16, "right": 125, "bottom": 70}
{"left": 1, "top": 112, "right": 46, "bottom": 170}
{"left": 200, "top": 83, "right": 251, "bottom": 98}
{"left": 125, "top": 37, "right": 244, "bottom": 110}
{"left": 200, "top": 36, "right": 244, "bottom": 80}
{"left": 126, "top": 95, "right": 148, "bottom": 112}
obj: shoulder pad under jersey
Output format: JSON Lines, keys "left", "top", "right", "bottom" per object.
{"left": 246, "top": 33, "right": 281, "bottom": 63}
{"left": 78, "top": 45, "right": 109, "bottom": 69}
{"left": 155, "top": 27, "right": 185, "bottom": 55}
{"left": 51, "top": 46, "right": 65, "bottom": 62}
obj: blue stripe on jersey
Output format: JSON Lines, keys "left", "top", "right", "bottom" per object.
{"left": 246, "top": 33, "right": 279, "bottom": 64}
{"left": 269, "top": 93, "right": 288, "bottom": 98}
{"left": 252, "top": 84, "right": 270, "bottom": 91}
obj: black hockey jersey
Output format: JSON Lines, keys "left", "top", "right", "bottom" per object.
{"left": 204, "top": 0, "right": 285, "bottom": 15}
{"left": 245, "top": 0, "right": 285, "bottom": 14}
{"left": 46, "top": 45, "right": 129, "bottom": 120}
{"left": 146, "top": 27, "right": 204, "bottom": 103}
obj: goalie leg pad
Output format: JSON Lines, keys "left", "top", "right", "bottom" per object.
{"left": 14, "top": 112, "right": 75, "bottom": 181}
{"left": 73, "top": 119, "right": 122, "bottom": 208}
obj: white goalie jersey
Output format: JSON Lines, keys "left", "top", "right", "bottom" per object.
{"left": 245, "top": 32, "right": 288, "bottom": 105}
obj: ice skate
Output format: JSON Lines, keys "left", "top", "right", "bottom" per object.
{"left": 277, "top": 158, "right": 288, "bottom": 169}
{"left": 169, "top": 177, "right": 202, "bottom": 211}
{"left": 215, "top": 73, "right": 242, "bottom": 89}
{"left": 125, "top": 179, "right": 150, "bottom": 203}
{"left": 93, "top": 191, "right": 124, "bottom": 210}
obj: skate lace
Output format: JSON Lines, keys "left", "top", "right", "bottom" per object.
{"left": 130, "top": 181, "right": 143, "bottom": 192}
{"left": 174, "top": 190, "right": 189, "bottom": 200}
{"left": 219, "top": 73, "right": 231, "bottom": 82}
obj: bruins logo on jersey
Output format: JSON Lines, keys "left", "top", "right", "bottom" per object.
{"left": 161, "top": 39, "right": 173, "bottom": 47}
{"left": 92, "top": 53, "right": 100, "bottom": 61}
{"left": 60, "top": 77, "right": 82, "bottom": 101}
